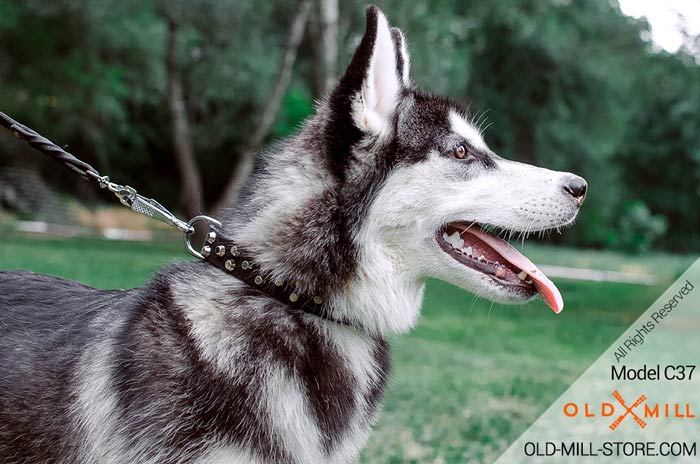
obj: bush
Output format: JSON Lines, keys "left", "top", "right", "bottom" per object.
{"left": 608, "top": 201, "right": 667, "bottom": 253}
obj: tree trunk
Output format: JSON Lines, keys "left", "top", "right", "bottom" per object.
{"left": 214, "top": 0, "right": 312, "bottom": 212}
{"left": 166, "top": 17, "right": 203, "bottom": 219}
{"left": 312, "top": 0, "right": 338, "bottom": 98}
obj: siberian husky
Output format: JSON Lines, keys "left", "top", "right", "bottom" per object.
{"left": 0, "top": 5, "right": 586, "bottom": 464}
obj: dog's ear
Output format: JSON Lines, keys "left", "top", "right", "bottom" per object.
{"left": 334, "top": 6, "right": 405, "bottom": 135}
{"left": 391, "top": 27, "right": 411, "bottom": 87}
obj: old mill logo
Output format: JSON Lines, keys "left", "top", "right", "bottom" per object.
{"left": 563, "top": 390, "right": 696, "bottom": 430}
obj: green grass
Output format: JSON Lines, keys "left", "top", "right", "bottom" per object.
{"left": 0, "top": 234, "right": 695, "bottom": 463}
{"left": 0, "top": 235, "right": 189, "bottom": 289}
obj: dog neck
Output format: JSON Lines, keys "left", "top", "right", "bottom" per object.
{"left": 199, "top": 226, "right": 353, "bottom": 326}
{"left": 199, "top": 223, "right": 427, "bottom": 335}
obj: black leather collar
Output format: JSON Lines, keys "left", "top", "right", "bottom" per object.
{"left": 200, "top": 227, "right": 349, "bottom": 326}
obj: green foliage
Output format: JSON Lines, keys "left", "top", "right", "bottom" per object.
{"left": 272, "top": 86, "right": 314, "bottom": 138}
{"left": 1, "top": 0, "right": 698, "bottom": 251}
{"left": 608, "top": 201, "right": 668, "bottom": 253}
{"left": 614, "top": 53, "right": 700, "bottom": 252}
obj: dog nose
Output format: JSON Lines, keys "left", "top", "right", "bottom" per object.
{"left": 563, "top": 175, "right": 587, "bottom": 205}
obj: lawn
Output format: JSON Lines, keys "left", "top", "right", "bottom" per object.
{"left": 0, "top": 234, "right": 694, "bottom": 463}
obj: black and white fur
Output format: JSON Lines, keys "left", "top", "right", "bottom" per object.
{"left": 0, "top": 6, "right": 586, "bottom": 464}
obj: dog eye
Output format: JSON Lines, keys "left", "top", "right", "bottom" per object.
{"left": 453, "top": 145, "right": 467, "bottom": 159}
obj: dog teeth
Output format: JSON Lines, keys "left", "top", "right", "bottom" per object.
{"left": 445, "top": 231, "right": 464, "bottom": 249}
{"left": 495, "top": 265, "right": 507, "bottom": 278}
{"left": 517, "top": 271, "right": 528, "bottom": 281}
{"left": 465, "top": 246, "right": 472, "bottom": 256}
{"left": 525, "top": 278, "right": 533, "bottom": 284}
{"left": 478, "top": 255, "right": 485, "bottom": 261}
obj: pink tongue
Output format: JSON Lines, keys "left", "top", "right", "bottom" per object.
{"left": 465, "top": 227, "right": 564, "bottom": 313}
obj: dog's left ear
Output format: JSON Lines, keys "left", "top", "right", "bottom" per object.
{"left": 332, "top": 6, "right": 410, "bottom": 136}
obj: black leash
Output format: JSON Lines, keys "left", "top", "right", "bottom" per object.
{"left": 0, "top": 111, "right": 338, "bottom": 324}
{"left": 0, "top": 112, "right": 99, "bottom": 180}
{"left": 0, "top": 110, "right": 201, "bottom": 239}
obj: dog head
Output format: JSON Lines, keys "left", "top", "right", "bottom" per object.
{"left": 226, "top": 6, "right": 586, "bottom": 334}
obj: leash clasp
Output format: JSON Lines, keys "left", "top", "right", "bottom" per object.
{"left": 88, "top": 171, "right": 195, "bottom": 235}
{"left": 184, "top": 215, "right": 222, "bottom": 259}
{"left": 88, "top": 171, "right": 223, "bottom": 260}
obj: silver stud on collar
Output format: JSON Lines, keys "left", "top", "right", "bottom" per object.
{"left": 254, "top": 276, "right": 263, "bottom": 285}
{"left": 201, "top": 245, "right": 211, "bottom": 257}
{"left": 274, "top": 278, "right": 284, "bottom": 287}
{"left": 230, "top": 246, "right": 239, "bottom": 257}
{"left": 225, "top": 259, "right": 236, "bottom": 271}
{"left": 313, "top": 296, "right": 323, "bottom": 304}
{"left": 215, "top": 245, "right": 226, "bottom": 257}
{"left": 241, "top": 260, "right": 250, "bottom": 270}
{"left": 289, "top": 293, "right": 299, "bottom": 302}
{"left": 206, "top": 231, "right": 217, "bottom": 244}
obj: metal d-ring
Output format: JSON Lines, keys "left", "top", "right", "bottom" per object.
{"left": 184, "top": 215, "right": 223, "bottom": 259}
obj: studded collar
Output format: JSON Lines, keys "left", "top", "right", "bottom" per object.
{"left": 200, "top": 227, "right": 349, "bottom": 325}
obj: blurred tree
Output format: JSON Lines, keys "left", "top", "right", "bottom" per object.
{"left": 1, "top": 0, "right": 698, "bottom": 252}
{"left": 614, "top": 53, "right": 700, "bottom": 251}
{"left": 0, "top": 0, "right": 167, "bottom": 200}
{"left": 311, "top": 0, "right": 339, "bottom": 98}
{"left": 215, "top": 0, "right": 312, "bottom": 211}
{"left": 161, "top": 9, "right": 203, "bottom": 218}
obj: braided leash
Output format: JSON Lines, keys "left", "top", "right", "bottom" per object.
{"left": 0, "top": 110, "right": 219, "bottom": 257}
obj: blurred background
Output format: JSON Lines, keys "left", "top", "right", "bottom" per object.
{"left": 1, "top": 0, "right": 699, "bottom": 252}
{"left": 1, "top": 0, "right": 699, "bottom": 463}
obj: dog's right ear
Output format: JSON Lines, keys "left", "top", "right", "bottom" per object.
{"left": 331, "top": 6, "right": 407, "bottom": 136}
{"left": 391, "top": 27, "right": 411, "bottom": 88}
